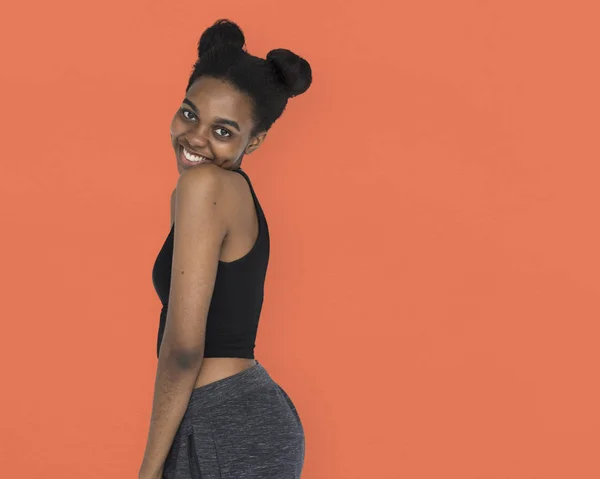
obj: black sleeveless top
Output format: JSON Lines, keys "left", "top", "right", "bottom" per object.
{"left": 151, "top": 168, "right": 270, "bottom": 359}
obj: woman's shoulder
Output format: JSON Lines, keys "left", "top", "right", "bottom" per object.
{"left": 171, "top": 165, "right": 253, "bottom": 229}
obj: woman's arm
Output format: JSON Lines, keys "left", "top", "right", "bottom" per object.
{"left": 138, "top": 349, "right": 203, "bottom": 478}
{"left": 139, "top": 164, "right": 229, "bottom": 478}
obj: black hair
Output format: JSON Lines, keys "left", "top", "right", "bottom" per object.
{"left": 185, "top": 19, "right": 312, "bottom": 137}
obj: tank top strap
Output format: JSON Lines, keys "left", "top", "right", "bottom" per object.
{"left": 232, "top": 168, "right": 264, "bottom": 217}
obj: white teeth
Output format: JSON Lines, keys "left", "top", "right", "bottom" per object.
{"left": 183, "top": 147, "right": 208, "bottom": 162}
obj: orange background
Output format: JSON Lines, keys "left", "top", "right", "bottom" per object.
{"left": 1, "top": 1, "right": 599, "bottom": 478}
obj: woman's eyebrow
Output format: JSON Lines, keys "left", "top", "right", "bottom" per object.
{"left": 182, "top": 98, "right": 241, "bottom": 132}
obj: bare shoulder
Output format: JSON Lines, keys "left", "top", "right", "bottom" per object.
{"left": 172, "top": 164, "right": 240, "bottom": 226}
{"left": 179, "top": 164, "right": 246, "bottom": 193}
{"left": 182, "top": 162, "right": 242, "bottom": 185}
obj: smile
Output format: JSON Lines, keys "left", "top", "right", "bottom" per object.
{"left": 182, "top": 146, "right": 212, "bottom": 163}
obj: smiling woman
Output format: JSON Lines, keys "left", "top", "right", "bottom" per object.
{"left": 139, "top": 18, "right": 312, "bottom": 479}
{"left": 170, "top": 75, "right": 264, "bottom": 174}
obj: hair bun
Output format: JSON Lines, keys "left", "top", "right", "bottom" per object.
{"left": 266, "top": 48, "right": 312, "bottom": 98}
{"left": 197, "top": 19, "right": 246, "bottom": 57}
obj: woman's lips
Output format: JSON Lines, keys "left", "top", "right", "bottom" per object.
{"left": 179, "top": 145, "right": 212, "bottom": 165}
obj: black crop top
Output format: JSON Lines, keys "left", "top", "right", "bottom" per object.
{"left": 151, "top": 168, "right": 270, "bottom": 359}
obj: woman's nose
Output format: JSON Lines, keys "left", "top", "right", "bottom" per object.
{"left": 186, "top": 129, "right": 209, "bottom": 148}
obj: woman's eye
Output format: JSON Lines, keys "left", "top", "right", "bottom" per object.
{"left": 215, "top": 127, "right": 231, "bottom": 138}
{"left": 181, "top": 109, "right": 196, "bottom": 120}
{"left": 180, "top": 109, "right": 231, "bottom": 138}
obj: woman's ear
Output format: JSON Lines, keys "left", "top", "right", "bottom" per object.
{"left": 246, "top": 131, "right": 267, "bottom": 155}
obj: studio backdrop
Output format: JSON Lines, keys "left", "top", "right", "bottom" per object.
{"left": 1, "top": 1, "right": 599, "bottom": 478}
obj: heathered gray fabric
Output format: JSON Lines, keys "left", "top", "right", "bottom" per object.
{"left": 162, "top": 361, "right": 305, "bottom": 478}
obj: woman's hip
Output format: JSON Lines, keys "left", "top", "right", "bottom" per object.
{"left": 164, "top": 360, "right": 305, "bottom": 478}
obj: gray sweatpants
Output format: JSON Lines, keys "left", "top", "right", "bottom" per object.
{"left": 162, "top": 360, "right": 305, "bottom": 478}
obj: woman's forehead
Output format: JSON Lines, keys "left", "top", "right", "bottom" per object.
{"left": 187, "top": 77, "right": 253, "bottom": 118}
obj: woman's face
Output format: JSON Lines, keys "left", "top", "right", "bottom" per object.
{"left": 170, "top": 76, "right": 267, "bottom": 173}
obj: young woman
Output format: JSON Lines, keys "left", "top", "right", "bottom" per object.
{"left": 138, "top": 19, "right": 312, "bottom": 479}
